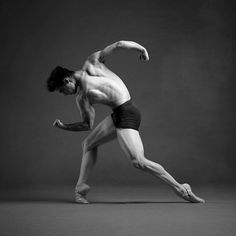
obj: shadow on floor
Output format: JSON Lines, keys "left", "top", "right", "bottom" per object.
{"left": 90, "top": 200, "right": 188, "bottom": 204}
{"left": 0, "top": 196, "right": 188, "bottom": 204}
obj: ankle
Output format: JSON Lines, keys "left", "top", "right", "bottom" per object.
{"left": 75, "top": 183, "right": 90, "bottom": 195}
{"left": 173, "top": 184, "right": 186, "bottom": 195}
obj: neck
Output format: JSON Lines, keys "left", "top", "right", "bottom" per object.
{"left": 73, "top": 70, "right": 83, "bottom": 93}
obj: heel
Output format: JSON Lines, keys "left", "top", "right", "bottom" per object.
{"left": 75, "top": 183, "right": 90, "bottom": 195}
{"left": 75, "top": 184, "right": 90, "bottom": 204}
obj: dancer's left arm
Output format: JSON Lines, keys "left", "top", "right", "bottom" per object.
{"left": 89, "top": 40, "right": 149, "bottom": 63}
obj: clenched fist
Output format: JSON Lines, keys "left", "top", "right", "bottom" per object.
{"left": 139, "top": 48, "right": 149, "bottom": 61}
{"left": 53, "top": 119, "right": 65, "bottom": 129}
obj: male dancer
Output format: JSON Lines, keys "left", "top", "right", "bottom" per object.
{"left": 47, "top": 40, "right": 205, "bottom": 204}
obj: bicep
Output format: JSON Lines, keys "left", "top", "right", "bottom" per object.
{"left": 99, "top": 42, "right": 120, "bottom": 59}
{"left": 88, "top": 42, "right": 120, "bottom": 64}
{"left": 76, "top": 98, "right": 95, "bottom": 128}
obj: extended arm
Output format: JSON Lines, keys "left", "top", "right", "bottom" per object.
{"left": 53, "top": 96, "right": 95, "bottom": 132}
{"left": 90, "top": 40, "right": 149, "bottom": 63}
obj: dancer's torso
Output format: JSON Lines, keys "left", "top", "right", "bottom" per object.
{"left": 75, "top": 60, "right": 131, "bottom": 108}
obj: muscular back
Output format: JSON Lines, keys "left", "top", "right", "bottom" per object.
{"left": 77, "top": 52, "right": 131, "bottom": 108}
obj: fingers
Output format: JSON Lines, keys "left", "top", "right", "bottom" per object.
{"left": 143, "top": 50, "right": 149, "bottom": 61}
{"left": 139, "top": 54, "right": 149, "bottom": 61}
{"left": 139, "top": 50, "right": 149, "bottom": 61}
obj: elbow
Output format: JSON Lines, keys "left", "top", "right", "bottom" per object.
{"left": 87, "top": 122, "right": 94, "bottom": 131}
{"left": 84, "top": 124, "right": 91, "bottom": 131}
{"left": 116, "top": 40, "right": 124, "bottom": 48}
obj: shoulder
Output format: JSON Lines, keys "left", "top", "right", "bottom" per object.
{"left": 82, "top": 55, "right": 105, "bottom": 76}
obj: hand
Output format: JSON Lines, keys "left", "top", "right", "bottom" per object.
{"left": 139, "top": 48, "right": 149, "bottom": 61}
{"left": 53, "top": 119, "right": 65, "bottom": 129}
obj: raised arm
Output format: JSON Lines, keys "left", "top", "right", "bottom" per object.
{"left": 90, "top": 40, "right": 149, "bottom": 63}
{"left": 53, "top": 95, "right": 95, "bottom": 132}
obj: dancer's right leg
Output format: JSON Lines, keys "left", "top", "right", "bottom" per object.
{"left": 116, "top": 128, "right": 205, "bottom": 203}
{"left": 75, "top": 116, "right": 116, "bottom": 203}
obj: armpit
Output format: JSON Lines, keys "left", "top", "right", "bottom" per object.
{"left": 87, "top": 51, "right": 104, "bottom": 64}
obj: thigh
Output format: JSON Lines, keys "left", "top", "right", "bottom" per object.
{"left": 116, "top": 128, "right": 144, "bottom": 160}
{"left": 84, "top": 115, "right": 117, "bottom": 150}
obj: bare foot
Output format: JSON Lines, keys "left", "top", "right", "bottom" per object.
{"left": 174, "top": 183, "right": 205, "bottom": 203}
{"left": 75, "top": 193, "right": 89, "bottom": 204}
{"left": 179, "top": 183, "right": 205, "bottom": 203}
{"left": 75, "top": 183, "right": 90, "bottom": 204}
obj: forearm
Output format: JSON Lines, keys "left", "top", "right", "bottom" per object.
{"left": 60, "top": 122, "right": 90, "bottom": 131}
{"left": 117, "top": 40, "right": 146, "bottom": 53}
{"left": 99, "top": 40, "right": 147, "bottom": 61}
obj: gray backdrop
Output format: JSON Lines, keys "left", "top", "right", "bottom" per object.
{"left": 0, "top": 0, "right": 235, "bottom": 188}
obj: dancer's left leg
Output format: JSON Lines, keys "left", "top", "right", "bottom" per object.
{"left": 75, "top": 116, "right": 116, "bottom": 203}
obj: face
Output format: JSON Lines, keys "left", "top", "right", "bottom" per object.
{"left": 58, "top": 78, "right": 77, "bottom": 95}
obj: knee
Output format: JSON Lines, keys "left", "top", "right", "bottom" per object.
{"left": 131, "top": 157, "right": 147, "bottom": 171}
{"left": 82, "top": 139, "right": 89, "bottom": 153}
{"left": 131, "top": 157, "right": 166, "bottom": 175}
{"left": 82, "top": 139, "right": 97, "bottom": 153}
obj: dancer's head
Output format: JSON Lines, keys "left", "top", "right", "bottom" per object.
{"left": 47, "top": 66, "right": 76, "bottom": 95}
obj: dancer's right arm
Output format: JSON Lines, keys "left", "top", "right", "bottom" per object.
{"left": 53, "top": 96, "right": 95, "bottom": 131}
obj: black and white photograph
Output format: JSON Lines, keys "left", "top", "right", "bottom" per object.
{"left": 0, "top": 0, "right": 235, "bottom": 235}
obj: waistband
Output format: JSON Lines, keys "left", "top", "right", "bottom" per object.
{"left": 112, "top": 99, "right": 132, "bottom": 112}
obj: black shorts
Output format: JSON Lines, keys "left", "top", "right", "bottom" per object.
{"left": 111, "top": 100, "right": 141, "bottom": 131}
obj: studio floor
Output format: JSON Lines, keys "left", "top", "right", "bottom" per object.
{"left": 0, "top": 185, "right": 235, "bottom": 236}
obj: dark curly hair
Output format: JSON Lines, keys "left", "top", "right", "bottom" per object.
{"left": 47, "top": 66, "right": 75, "bottom": 92}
